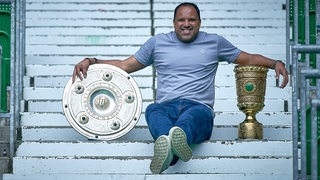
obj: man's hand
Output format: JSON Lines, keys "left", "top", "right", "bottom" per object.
{"left": 72, "top": 58, "right": 96, "bottom": 83}
{"left": 274, "top": 61, "right": 289, "bottom": 88}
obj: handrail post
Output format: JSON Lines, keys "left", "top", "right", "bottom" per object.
{"left": 0, "top": 46, "right": 2, "bottom": 113}
{"left": 311, "top": 99, "right": 320, "bottom": 180}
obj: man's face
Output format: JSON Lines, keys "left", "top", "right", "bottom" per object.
{"left": 173, "top": 5, "right": 201, "bottom": 43}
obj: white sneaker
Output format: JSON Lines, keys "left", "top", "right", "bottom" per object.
{"left": 169, "top": 127, "right": 192, "bottom": 162}
{"left": 150, "top": 135, "right": 174, "bottom": 174}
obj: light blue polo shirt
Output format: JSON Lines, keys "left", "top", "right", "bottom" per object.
{"left": 134, "top": 31, "right": 241, "bottom": 107}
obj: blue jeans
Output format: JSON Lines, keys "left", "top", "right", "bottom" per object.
{"left": 145, "top": 98, "right": 214, "bottom": 145}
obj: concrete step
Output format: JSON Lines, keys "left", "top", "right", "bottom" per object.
{"left": 26, "top": 73, "right": 285, "bottom": 88}
{"left": 21, "top": 112, "right": 292, "bottom": 127}
{"left": 2, "top": 173, "right": 293, "bottom": 180}
{"left": 23, "top": 86, "right": 291, "bottom": 102}
{"left": 24, "top": 63, "right": 287, "bottom": 78}
{"left": 20, "top": 125, "right": 291, "bottom": 141}
{"left": 8, "top": 156, "right": 292, "bottom": 175}
{"left": 15, "top": 140, "right": 292, "bottom": 157}
{"left": 7, "top": 140, "right": 292, "bottom": 178}
{"left": 24, "top": 63, "right": 289, "bottom": 88}
{"left": 7, "top": 138, "right": 292, "bottom": 179}
{"left": 8, "top": 152, "right": 292, "bottom": 174}
{"left": 25, "top": 99, "right": 291, "bottom": 113}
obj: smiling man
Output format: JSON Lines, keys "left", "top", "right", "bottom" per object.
{"left": 173, "top": 4, "right": 201, "bottom": 43}
{"left": 73, "top": 2, "right": 288, "bottom": 174}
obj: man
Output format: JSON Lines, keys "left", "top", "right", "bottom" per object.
{"left": 73, "top": 2, "right": 288, "bottom": 174}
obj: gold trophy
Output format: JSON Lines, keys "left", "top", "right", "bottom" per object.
{"left": 234, "top": 65, "right": 268, "bottom": 139}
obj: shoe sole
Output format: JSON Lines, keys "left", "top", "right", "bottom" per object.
{"left": 150, "top": 136, "right": 171, "bottom": 174}
{"left": 170, "top": 127, "right": 192, "bottom": 162}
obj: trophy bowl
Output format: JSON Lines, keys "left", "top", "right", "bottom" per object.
{"left": 234, "top": 65, "right": 268, "bottom": 139}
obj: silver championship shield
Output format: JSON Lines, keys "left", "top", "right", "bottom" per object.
{"left": 63, "top": 64, "right": 142, "bottom": 140}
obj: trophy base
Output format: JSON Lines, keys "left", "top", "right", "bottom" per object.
{"left": 238, "top": 121, "right": 263, "bottom": 139}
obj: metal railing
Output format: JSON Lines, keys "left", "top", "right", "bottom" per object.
{"left": 291, "top": 45, "right": 320, "bottom": 179}
{"left": 0, "top": 0, "right": 25, "bottom": 174}
{"left": 289, "top": 0, "right": 320, "bottom": 179}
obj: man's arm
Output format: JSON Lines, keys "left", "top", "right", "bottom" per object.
{"left": 233, "top": 51, "right": 289, "bottom": 88}
{"left": 72, "top": 55, "right": 146, "bottom": 83}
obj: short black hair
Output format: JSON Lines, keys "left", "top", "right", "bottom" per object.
{"left": 173, "top": 2, "right": 201, "bottom": 21}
